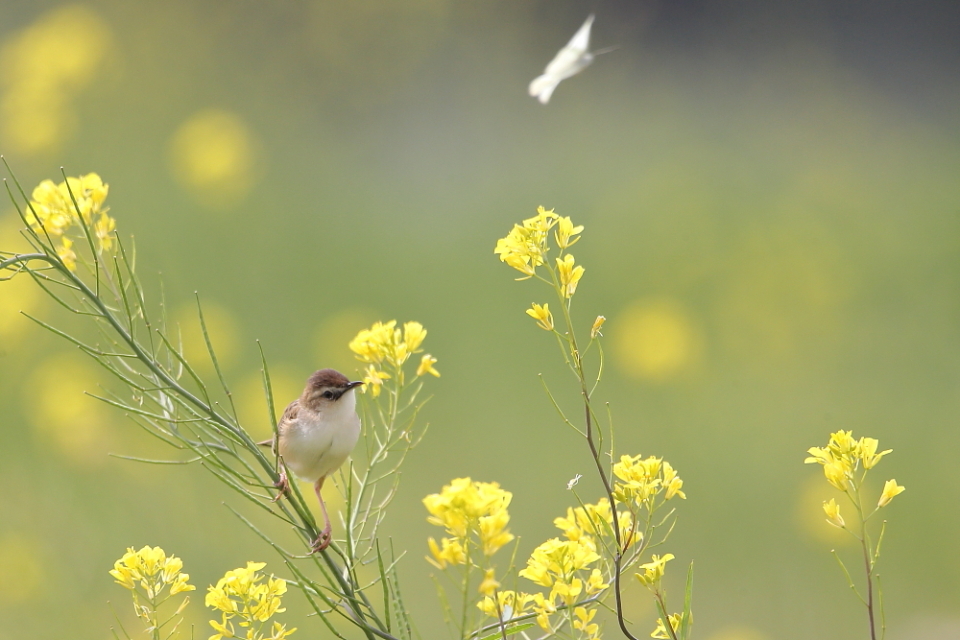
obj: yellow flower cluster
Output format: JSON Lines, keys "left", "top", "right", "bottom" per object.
{"left": 805, "top": 431, "right": 904, "bottom": 510}
{"left": 635, "top": 553, "right": 674, "bottom": 588}
{"left": 25, "top": 173, "right": 115, "bottom": 271}
{"left": 423, "top": 478, "right": 514, "bottom": 567}
{"left": 205, "top": 561, "right": 296, "bottom": 640}
{"left": 612, "top": 454, "right": 686, "bottom": 506}
{"left": 494, "top": 207, "right": 585, "bottom": 297}
{"left": 348, "top": 320, "right": 438, "bottom": 396}
{"left": 518, "top": 537, "right": 608, "bottom": 605}
{"left": 110, "top": 545, "right": 195, "bottom": 599}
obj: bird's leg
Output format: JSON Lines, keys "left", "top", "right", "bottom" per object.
{"left": 311, "top": 476, "right": 333, "bottom": 553}
{"left": 271, "top": 466, "right": 291, "bottom": 503}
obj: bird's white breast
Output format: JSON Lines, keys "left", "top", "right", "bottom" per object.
{"left": 280, "top": 391, "right": 361, "bottom": 483}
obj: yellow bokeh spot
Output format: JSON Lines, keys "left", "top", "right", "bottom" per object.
{"left": 314, "top": 308, "right": 381, "bottom": 375}
{"left": 612, "top": 298, "right": 700, "bottom": 381}
{"left": 707, "top": 626, "right": 770, "bottom": 640}
{"left": 235, "top": 367, "right": 303, "bottom": 441}
{"left": 795, "top": 474, "right": 854, "bottom": 547}
{"left": 169, "top": 109, "right": 259, "bottom": 209}
{"left": 0, "top": 4, "right": 111, "bottom": 154}
{"left": 0, "top": 534, "right": 44, "bottom": 603}
{"left": 173, "top": 301, "right": 241, "bottom": 375}
{"left": 26, "top": 353, "right": 115, "bottom": 464}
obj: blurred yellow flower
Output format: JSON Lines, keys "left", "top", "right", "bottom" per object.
{"left": 169, "top": 109, "right": 259, "bottom": 210}
{"left": 23, "top": 173, "right": 115, "bottom": 270}
{"left": 56, "top": 236, "right": 76, "bottom": 271}
{"left": 477, "top": 590, "right": 536, "bottom": 620}
{"left": 858, "top": 437, "right": 892, "bottom": 469}
{"left": 403, "top": 321, "right": 427, "bottom": 351}
{"left": 478, "top": 568, "right": 500, "bottom": 596}
{"left": 573, "top": 606, "right": 599, "bottom": 637}
{"left": 531, "top": 592, "right": 557, "bottom": 631}
{"left": 0, "top": 5, "right": 111, "bottom": 154}
{"left": 652, "top": 613, "right": 684, "bottom": 639}
{"left": 554, "top": 216, "right": 584, "bottom": 249}
{"left": 555, "top": 254, "right": 585, "bottom": 298}
{"left": 416, "top": 354, "right": 440, "bottom": 377}
{"left": 526, "top": 302, "right": 554, "bottom": 331}
{"left": 612, "top": 298, "right": 700, "bottom": 381}
{"left": 362, "top": 364, "right": 391, "bottom": 397}
{"left": 426, "top": 536, "right": 466, "bottom": 569}
{"left": 590, "top": 315, "right": 606, "bottom": 338}
{"left": 878, "top": 479, "right": 905, "bottom": 508}
{"left": 822, "top": 498, "right": 845, "bottom": 528}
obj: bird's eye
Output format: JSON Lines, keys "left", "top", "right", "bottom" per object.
{"left": 321, "top": 390, "right": 334, "bottom": 400}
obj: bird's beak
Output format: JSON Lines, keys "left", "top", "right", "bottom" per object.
{"left": 345, "top": 381, "right": 364, "bottom": 390}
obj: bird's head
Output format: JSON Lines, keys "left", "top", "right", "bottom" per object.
{"left": 301, "top": 368, "right": 363, "bottom": 408}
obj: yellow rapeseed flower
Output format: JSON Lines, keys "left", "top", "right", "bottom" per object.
{"left": 403, "top": 321, "right": 427, "bottom": 352}
{"left": 555, "top": 254, "right": 585, "bottom": 298}
{"left": 26, "top": 173, "right": 115, "bottom": 269}
{"left": 822, "top": 498, "right": 845, "bottom": 528}
{"left": 477, "top": 590, "right": 536, "bottom": 620}
{"left": 555, "top": 216, "right": 584, "bottom": 250}
{"left": 478, "top": 568, "right": 500, "bottom": 596}
{"left": 494, "top": 206, "right": 559, "bottom": 278}
{"left": 519, "top": 537, "right": 600, "bottom": 589}
{"left": 531, "top": 592, "right": 557, "bottom": 631}
{"left": 205, "top": 562, "right": 295, "bottom": 640}
{"left": 858, "top": 437, "right": 892, "bottom": 469}
{"left": 613, "top": 453, "right": 685, "bottom": 506}
{"left": 526, "top": 302, "right": 554, "bottom": 331}
{"left": 350, "top": 319, "right": 435, "bottom": 377}
{"left": 56, "top": 236, "right": 77, "bottom": 271}
{"left": 878, "top": 479, "right": 905, "bottom": 508}
{"left": 590, "top": 315, "right": 606, "bottom": 338}
{"left": 361, "top": 364, "right": 390, "bottom": 398}
{"left": 109, "top": 545, "right": 195, "bottom": 599}
{"left": 573, "top": 606, "right": 599, "bottom": 636}
{"left": 416, "top": 354, "right": 440, "bottom": 377}
{"left": 635, "top": 553, "right": 674, "bottom": 588}
{"left": 426, "top": 537, "right": 466, "bottom": 569}
{"left": 423, "top": 478, "right": 514, "bottom": 559}
{"left": 652, "top": 613, "right": 684, "bottom": 639}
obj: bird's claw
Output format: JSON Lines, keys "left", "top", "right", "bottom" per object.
{"left": 272, "top": 470, "right": 291, "bottom": 503}
{"left": 311, "top": 526, "right": 332, "bottom": 553}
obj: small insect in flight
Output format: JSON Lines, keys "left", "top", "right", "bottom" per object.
{"left": 529, "top": 14, "right": 613, "bottom": 104}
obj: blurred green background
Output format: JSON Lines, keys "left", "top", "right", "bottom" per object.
{"left": 1, "top": 1, "right": 959, "bottom": 638}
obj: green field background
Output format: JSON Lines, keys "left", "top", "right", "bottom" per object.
{"left": 1, "top": 2, "right": 959, "bottom": 639}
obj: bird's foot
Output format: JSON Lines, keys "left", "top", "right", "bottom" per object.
{"left": 310, "top": 525, "right": 332, "bottom": 553}
{"left": 271, "top": 470, "right": 291, "bottom": 503}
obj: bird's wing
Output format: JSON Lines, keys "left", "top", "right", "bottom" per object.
{"left": 529, "top": 73, "right": 560, "bottom": 104}
{"left": 258, "top": 399, "right": 301, "bottom": 453}
{"left": 543, "top": 14, "right": 594, "bottom": 77}
{"left": 279, "top": 398, "right": 300, "bottom": 426}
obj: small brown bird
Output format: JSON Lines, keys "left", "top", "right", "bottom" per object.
{"left": 261, "top": 369, "right": 363, "bottom": 552}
